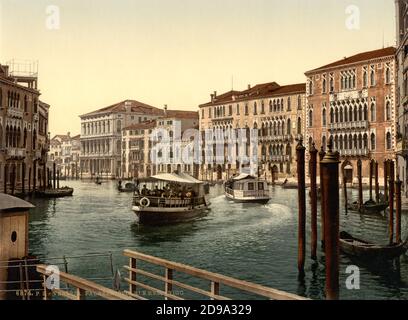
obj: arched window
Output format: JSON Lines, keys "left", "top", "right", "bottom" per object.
{"left": 287, "top": 119, "right": 291, "bottom": 135}
{"left": 386, "top": 67, "right": 391, "bottom": 84}
{"left": 322, "top": 136, "right": 327, "bottom": 151}
{"left": 363, "top": 105, "right": 368, "bottom": 121}
{"left": 309, "top": 81, "right": 313, "bottom": 95}
{"left": 287, "top": 97, "right": 291, "bottom": 111}
{"left": 322, "top": 109, "right": 327, "bottom": 126}
{"left": 297, "top": 117, "right": 302, "bottom": 135}
{"left": 116, "top": 120, "right": 122, "bottom": 133}
{"left": 363, "top": 68, "right": 368, "bottom": 87}
{"left": 386, "top": 101, "right": 391, "bottom": 121}
{"left": 370, "top": 68, "right": 376, "bottom": 86}
{"left": 370, "top": 103, "right": 376, "bottom": 122}
{"left": 308, "top": 110, "right": 313, "bottom": 128}
{"left": 386, "top": 132, "right": 392, "bottom": 150}
{"left": 330, "top": 108, "right": 334, "bottom": 124}
{"left": 322, "top": 78, "right": 327, "bottom": 93}
{"left": 297, "top": 95, "right": 302, "bottom": 110}
{"left": 371, "top": 133, "right": 376, "bottom": 150}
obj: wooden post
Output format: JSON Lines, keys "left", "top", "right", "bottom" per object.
{"left": 357, "top": 159, "right": 363, "bottom": 210}
{"left": 165, "top": 268, "right": 173, "bottom": 300}
{"left": 321, "top": 141, "right": 340, "bottom": 300}
{"left": 130, "top": 258, "right": 136, "bottom": 294}
{"left": 211, "top": 281, "right": 220, "bottom": 300}
{"left": 33, "top": 161, "right": 37, "bottom": 192}
{"left": 375, "top": 161, "right": 379, "bottom": 203}
{"left": 43, "top": 163, "right": 47, "bottom": 191}
{"left": 343, "top": 175, "right": 348, "bottom": 214}
{"left": 395, "top": 176, "right": 402, "bottom": 244}
{"left": 28, "top": 167, "right": 32, "bottom": 194}
{"left": 53, "top": 162, "right": 56, "bottom": 190}
{"left": 3, "top": 164, "right": 7, "bottom": 194}
{"left": 11, "top": 164, "right": 16, "bottom": 195}
{"left": 319, "top": 147, "right": 326, "bottom": 249}
{"left": 57, "top": 170, "right": 60, "bottom": 189}
{"left": 384, "top": 160, "right": 389, "bottom": 202}
{"left": 296, "top": 139, "right": 306, "bottom": 275}
{"left": 389, "top": 160, "right": 395, "bottom": 245}
{"left": 369, "top": 160, "right": 373, "bottom": 201}
{"left": 21, "top": 163, "right": 25, "bottom": 195}
{"left": 310, "top": 143, "right": 318, "bottom": 260}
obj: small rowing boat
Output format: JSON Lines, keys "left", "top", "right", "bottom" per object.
{"left": 340, "top": 231, "right": 408, "bottom": 260}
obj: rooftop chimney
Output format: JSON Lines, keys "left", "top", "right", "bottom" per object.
{"left": 210, "top": 94, "right": 214, "bottom": 103}
{"left": 164, "top": 104, "right": 168, "bottom": 116}
{"left": 125, "top": 100, "right": 132, "bottom": 113}
{"left": 248, "top": 84, "right": 251, "bottom": 90}
{"left": 214, "top": 91, "right": 217, "bottom": 98}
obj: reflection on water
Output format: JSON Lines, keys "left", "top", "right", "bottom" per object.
{"left": 27, "top": 180, "right": 408, "bottom": 300}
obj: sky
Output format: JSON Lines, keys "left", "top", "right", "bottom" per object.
{"left": 0, "top": 0, "right": 396, "bottom": 136}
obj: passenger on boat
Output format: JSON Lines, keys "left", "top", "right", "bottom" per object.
{"left": 141, "top": 185, "right": 148, "bottom": 196}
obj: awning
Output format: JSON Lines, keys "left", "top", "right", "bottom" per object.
{"left": 151, "top": 173, "right": 203, "bottom": 184}
{"left": 233, "top": 173, "right": 257, "bottom": 181}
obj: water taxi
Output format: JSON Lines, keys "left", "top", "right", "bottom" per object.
{"left": 224, "top": 174, "right": 271, "bottom": 204}
{"left": 132, "top": 173, "right": 210, "bottom": 225}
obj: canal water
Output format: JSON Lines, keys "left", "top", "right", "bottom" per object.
{"left": 28, "top": 180, "right": 408, "bottom": 300}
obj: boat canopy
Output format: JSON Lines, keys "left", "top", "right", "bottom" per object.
{"left": 150, "top": 173, "right": 204, "bottom": 184}
{"left": 232, "top": 173, "right": 257, "bottom": 181}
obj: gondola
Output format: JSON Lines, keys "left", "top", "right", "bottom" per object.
{"left": 281, "top": 179, "right": 298, "bottom": 189}
{"left": 340, "top": 231, "right": 408, "bottom": 260}
{"left": 118, "top": 182, "right": 136, "bottom": 193}
{"left": 348, "top": 199, "right": 389, "bottom": 214}
{"left": 35, "top": 187, "right": 74, "bottom": 198}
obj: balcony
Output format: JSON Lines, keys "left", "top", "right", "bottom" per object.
{"left": 7, "top": 108, "right": 23, "bottom": 119}
{"left": 7, "top": 148, "right": 26, "bottom": 159}
{"left": 338, "top": 148, "right": 369, "bottom": 157}
{"left": 330, "top": 121, "right": 369, "bottom": 132}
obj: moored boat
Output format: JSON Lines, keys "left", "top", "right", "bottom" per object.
{"left": 132, "top": 173, "right": 210, "bottom": 225}
{"left": 35, "top": 187, "right": 74, "bottom": 198}
{"left": 118, "top": 181, "right": 136, "bottom": 193}
{"left": 340, "top": 231, "right": 408, "bottom": 260}
{"left": 348, "top": 199, "right": 389, "bottom": 214}
{"left": 224, "top": 174, "right": 271, "bottom": 204}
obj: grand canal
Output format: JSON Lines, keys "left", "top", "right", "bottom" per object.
{"left": 27, "top": 180, "right": 408, "bottom": 300}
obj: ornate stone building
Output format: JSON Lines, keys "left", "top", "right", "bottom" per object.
{"left": 79, "top": 100, "right": 163, "bottom": 178}
{"left": 305, "top": 47, "right": 396, "bottom": 182}
{"left": 199, "top": 82, "right": 306, "bottom": 182}
{"left": 396, "top": 0, "right": 408, "bottom": 194}
{"left": 121, "top": 110, "right": 199, "bottom": 179}
{"left": 0, "top": 62, "right": 50, "bottom": 193}
{"left": 49, "top": 133, "right": 81, "bottom": 178}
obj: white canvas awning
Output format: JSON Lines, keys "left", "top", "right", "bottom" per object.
{"left": 233, "top": 174, "right": 257, "bottom": 181}
{"left": 151, "top": 173, "right": 203, "bottom": 184}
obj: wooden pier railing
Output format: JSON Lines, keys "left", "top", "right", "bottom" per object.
{"left": 123, "top": 250, "right": 307, "bottom": 300}
{"left": 36, "top": 265, "right": 135, "bottom": 300}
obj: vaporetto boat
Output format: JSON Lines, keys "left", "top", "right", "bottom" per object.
{"left": 132, "top": 173, "right": 210, "bottom": 225}
{"left": 224, "top": 174, "right": 271, "bottom": 204}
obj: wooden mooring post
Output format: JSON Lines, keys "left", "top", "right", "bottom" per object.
{"left": 296, "top": 139, "right": 306, "bottom": 275}
{"left": 11, "top": 164, "right": 16, "bottom": 195}
{"left": 395, "top": 176, "right": 402, "bottom": 244}
{"left": 319, "top": 147, "right": 326, "bottom": 249}
{"left": 357, "top": 159, "right": 363, "bottom": 210}
{"left": 343, "top": 175, "right": 348, "bottom": 215}
{"left": 389, "top": 160, "right": 395, "bottom": 245}
{"left": 310, "top": 143, "right": 318, "bottom": 260}
{"left": 369, "top": 159, "right": 374, "bottom": 201}
{"left": 28, "top": 167, "right": 31, "bottom": 194}
{"left": 21, "top": 163, "right": 25, "bottom": 195}
{"left": 3, "top": 165, "right": 7, "bottom": 194}
{"left": 375, "top": 161, "right": 379, "bottom": 203}
{"left": 33, "top": 161, "right": 37, "bottom": 192}
{"left": 321, "top": 142, "right": 340, "bottom": 300}
{"left": 57, "top": 170, "right": 60, "bottom": 189}
{"left": 384, "top": 160, "right": 389, "bottom": 202}
{"left": 53, "top": 162, "right": 56, "bottom": 190}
